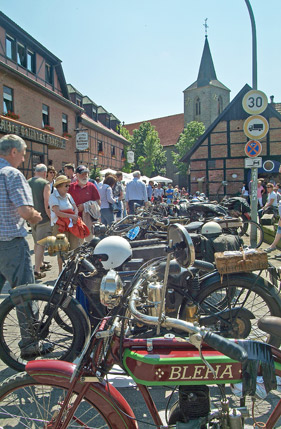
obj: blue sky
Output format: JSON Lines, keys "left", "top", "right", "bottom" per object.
{"left": 1, "top": 0, "right": 280, "bottom": 124}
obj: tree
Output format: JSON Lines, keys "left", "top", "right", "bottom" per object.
{"left": 130, "top": 122, "right": 166, "bottom": 176}
{"left": 118, "top": 125, "right": 132, "bottom": 173}
{"left": 172, "top": 121, "right": 205, "bottom": 175}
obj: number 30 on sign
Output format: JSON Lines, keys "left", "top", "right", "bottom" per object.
{"left": 242, "top": 90, "right": 268, "bottom": 115}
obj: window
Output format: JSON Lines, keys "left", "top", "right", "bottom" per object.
{"left": 27, "top": 50, "right": 35, "bottom": 73}
{"left": 111, "top": 146, "right": 116, "bottom": 157}
{"left": 62, "top": 114, "right": 68, "bottom": 133}
{"left": 92, "top": 106, "right": 97, "bottom": 121}
{"left": 195, "top": 97, "right": 201, "bottom": 116}
{"left": 17, "top": 42, "right": 27, "bottom": 68}
{"left": 105, "top": 115, "right": 110, "bottom": 128}
{"left": 76, "top": 96, "right": 82, "bottom": 107}
{"left": 45, "top": 63, "right": 53, "bottom": 84}
{"left": 98, "top": 140, "right": 103, "bottom": 153}
{"left": 6, "top": 35, "right": 16, "bottom": 61}
{"left": 218, "top": 96, "right": 223, "bottom": 115}
{"left": 3, "top": 86, "right": 13, "bottom": 114}
{"left": 208, "top": 160, "right": 216, "bottom": 169}
{"left": 42, "top": 104, "right": 49, "bottom": 127}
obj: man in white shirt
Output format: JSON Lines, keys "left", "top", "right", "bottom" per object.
{"left": 125, "top": 171, "right": 148, "bottom": 214}
{"left": 259, "top": 183, "right": 278, "bottom": 218}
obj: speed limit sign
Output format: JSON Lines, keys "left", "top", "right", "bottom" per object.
{"left": 242, "top": 90, "right": 268, "bottom": 115}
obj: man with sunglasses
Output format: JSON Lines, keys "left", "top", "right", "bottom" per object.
{"left": 258, "top": 182, "right": 278, "bottom": 219}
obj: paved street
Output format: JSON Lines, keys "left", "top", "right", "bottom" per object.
{"left": 0, "top": 232, "right": 281, "bottom": 427}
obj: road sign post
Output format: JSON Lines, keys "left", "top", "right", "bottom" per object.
{"left": 242, "top": 89, "right": 268, "bottom": 248}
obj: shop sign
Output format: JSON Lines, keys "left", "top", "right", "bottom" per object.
{"left": 0, "top": 116, "right": 66, "bottom": 149}
{"left": 127, "top": 150, "right": 134, "bottom": 163}
{"left": 76, "top": 132, "right": 89, "bottom": 151}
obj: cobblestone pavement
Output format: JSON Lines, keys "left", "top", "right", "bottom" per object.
{"left": 0, "top": 232, "right": 281, "bottom": 427}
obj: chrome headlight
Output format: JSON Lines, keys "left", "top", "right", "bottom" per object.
{"left": 100, "top": 270, "right": 123, "bottom": 309}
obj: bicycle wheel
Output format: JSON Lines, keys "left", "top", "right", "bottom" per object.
{"left": 197, "top": 276, "right": 281, "bottom": 346}
{"left": 0, "top": 372, "right": 111, "bottom": 428}
{"left": 238, "top": 220, "right": 264, "bottom": 248}
{"left": 0, "top": 289, "right": 90, "bottom": 371}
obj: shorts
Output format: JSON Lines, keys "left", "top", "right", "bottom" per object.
{"left": 52, "top": 224, "right": 80, "bottom": 251}
{"left": 31, "top": 221, "right": 52, "bottom": 244}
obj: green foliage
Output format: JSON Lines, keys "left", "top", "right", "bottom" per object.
{"left": 118, "top": 124, "right": 132, "bottom": 173}
{"left": 130, "top": 122, "right": 166, "bottom": 176}
{"left": 89, "top": 167, "right": 101, "bottom": 180}
{"left": 172, "top": 121, "right": 205, "bottom": 175}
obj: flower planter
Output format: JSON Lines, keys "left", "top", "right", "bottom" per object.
{"left": 4, "top": 111, "right": 20, "bottom": 120}
{"left": 43, "top": 125, "right": 55, "bottom": 132}
{"left": 63, "top": 132, "right": 72, "bottom": 139}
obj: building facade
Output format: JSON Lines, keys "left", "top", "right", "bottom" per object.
{"left": 181, "top": 84, "right": 281, "bottom": 200}
{"left": 0, "top": 12, "right": 128, "bottom": 177}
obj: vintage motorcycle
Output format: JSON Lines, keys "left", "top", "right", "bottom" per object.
{"left": 0, "top": 224, "right": 281, "bottom": 428}
{"left": 0, "top": 224, "right": 280, "bottom": 373}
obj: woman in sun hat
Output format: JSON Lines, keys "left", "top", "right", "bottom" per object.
{"left": 49, "top": 175, "right": 80, "bottom": 272}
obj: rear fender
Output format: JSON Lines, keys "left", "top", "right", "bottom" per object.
{"left": 26, "top": 360, "right": 137, "bottom": 428}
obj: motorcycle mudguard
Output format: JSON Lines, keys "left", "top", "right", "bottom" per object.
{"left": 200, "top": 306, "right": 255, "bottom": 325}
{"left": 199, "top": 270, "right": 278, "bottom": 293}
{"left": 26, "top": 360, "right": 138, "bottom": 428}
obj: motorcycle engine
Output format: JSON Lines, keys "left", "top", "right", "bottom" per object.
{"left": 100, "top": 270, "right": 123, "bottom": 309}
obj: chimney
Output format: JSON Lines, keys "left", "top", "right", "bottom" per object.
{"left": 270, "top": 95, "right": 274, "bottom": 103}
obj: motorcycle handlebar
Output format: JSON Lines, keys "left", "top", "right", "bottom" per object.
{"left": 129, "top": 279, "right": 248, "bottom": 364}
{"left": 202, "top": 332, "right": 248, "bottom": 363}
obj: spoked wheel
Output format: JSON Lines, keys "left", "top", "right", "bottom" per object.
{"left": 197, "top": 276, "right": 281, "bottom": 346}
{"left": 238, "top": 220, "right": 264, "bottom": 248}
{"left": 0, "top": 373, "right": 111, "bottom": 428}
{"left": 0, "top": 289, "right": 89, "bottom": 371}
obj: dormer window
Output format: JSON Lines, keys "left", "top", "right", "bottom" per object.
{"left": 92, "top": 106, "right": 97, "bottom": 121}
{"left": 45, "top": 63, "right": 53, "bottom": 84}
{"left": 76, "top": 96, "right": 82, "bottom": 107}
{"left": 105, "top": 115, "right": 110, "bottom": 128}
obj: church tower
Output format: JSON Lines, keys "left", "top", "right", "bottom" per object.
{"left": 183, "top": 35, "right": 230, "bottom": 129}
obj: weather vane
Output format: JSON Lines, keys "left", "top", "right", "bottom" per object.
{"left": 203, "top": 18, "right": 209, "bottom": 36}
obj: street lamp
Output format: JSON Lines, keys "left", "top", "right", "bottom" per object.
{"left": 92, "top": 156, "right": 98, "bottom": 177}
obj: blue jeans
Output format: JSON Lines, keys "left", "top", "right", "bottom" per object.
{"left": 0, "top": 237, "right": 34, "bottom": 291}
{"left": 101, "top": 207, "right": 114, "bottom": 226}
{"left": 128, "top": 200, "right": 144, "bottom": 214}
{"left": 0, "top": 237, "right": 36, "bottom": 346}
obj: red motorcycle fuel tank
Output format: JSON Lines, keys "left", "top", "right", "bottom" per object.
{"left": 123, "top": 339, "right": 242, "bottom": 386}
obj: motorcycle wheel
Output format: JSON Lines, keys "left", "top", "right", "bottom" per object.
{"left": 196, "top": 277, "right": 281, "bottom": 347}
{"left": 0, "top": 373, "right": 112, "bottom": 428}
{"left": 0, "top": 289, "right": 90, "bottom": 372}
{"left": 238, "top": 219, "right": 264, "bottom": 248}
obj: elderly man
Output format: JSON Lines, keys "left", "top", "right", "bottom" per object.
{"left": 125, "top": 170, "right": 148, "bottom": 214}
{"left": 0, "top": 134, "right": 53, "bottom": 358}
{"left": 69, "top": 165, "right": 100, "bottom": 240}
{"left": 28, "top": 163, "right": 51, "bottom": 279}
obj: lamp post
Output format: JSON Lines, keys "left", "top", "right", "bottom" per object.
{"left": 92, "top": 156, "right": 98, "bottom": 178}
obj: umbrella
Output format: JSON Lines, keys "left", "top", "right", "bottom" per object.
{"left": 100, "top": 168, "right": 116, "bottom": 176}
{"left": 150, "top": 175, "right": 173, "bottom": 184}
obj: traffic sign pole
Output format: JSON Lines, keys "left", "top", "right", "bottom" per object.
{"left": 250, "top": 167, "right": 258, "bottom": 247}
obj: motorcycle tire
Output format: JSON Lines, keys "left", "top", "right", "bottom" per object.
{"left": 0, "top": 287, "right": 90, "bottom": 372}
{"left": 0, "top": 373, "right": 113, "bottom": 428}
{"left": 196, "top": 276, "right": 281, "bottom": 347}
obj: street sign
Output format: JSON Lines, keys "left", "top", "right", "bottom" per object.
{"left": 76, "top": 132, "right": 89, "bottom": 150}
{"left": 127, "top": 150, "right": 134, "bottom": 163}
{"left": 243, "top": 115, "right": 269, "bottom": 139}
{"left": 242, "top": 90, "right": 268, "bottom": 115}
{"left": 244, "top": 139, "right": 262, "bottom": 158}
{"left": 244, "top": 157, "right": 262, "bottom": 168}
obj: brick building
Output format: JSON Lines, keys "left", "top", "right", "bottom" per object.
{"left": 68, "top": 85, "right": 129, "bottom": 172}
{"left": 125, "top": 113, "right": 184, "bottom": 184}
{"left": 180, "top": 84, "right": 281, "bottom": 200}
{"left": 0, "top": 12, "right": 128, "bottom": 177}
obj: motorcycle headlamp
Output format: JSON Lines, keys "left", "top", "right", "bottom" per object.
{"left": 100, "top": 270, "right": 124, "bottom": 309}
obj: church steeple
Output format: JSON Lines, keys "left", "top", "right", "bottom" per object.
{"left": 183, "top": 32, "right": 230, "bottom": 129}
{"left": 197, "top": 36, "right": 217, "bottom": 87}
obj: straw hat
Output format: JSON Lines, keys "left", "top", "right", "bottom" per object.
{"left": 54, "top": 175, "right": 71, "bottom": 188}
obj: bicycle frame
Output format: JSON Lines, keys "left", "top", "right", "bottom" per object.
{"left": 25, "top": 321, "right": 281, "bottom": 429}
